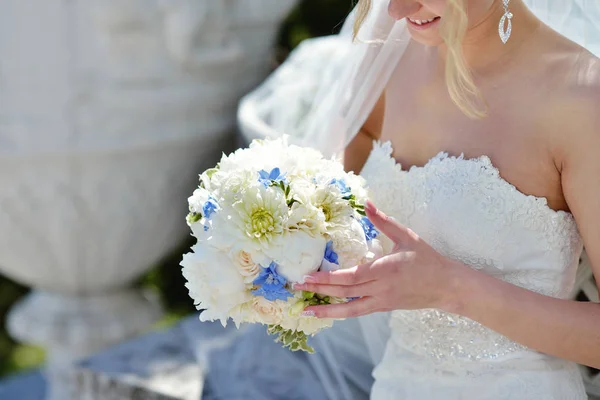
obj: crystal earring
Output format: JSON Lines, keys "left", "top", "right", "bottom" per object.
{"left": 498, "top": 0, "right": 513, "bottom": 44}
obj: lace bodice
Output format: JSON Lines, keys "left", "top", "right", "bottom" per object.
{"left": 361, "top": 141, "right": 584, "bottom": 365}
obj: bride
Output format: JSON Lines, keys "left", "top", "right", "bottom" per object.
{"left": 197, "top": 0, "right": 600, "bottom": 399}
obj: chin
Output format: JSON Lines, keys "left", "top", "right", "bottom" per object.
{"left": 407, "top": 26, "right": 444, "bottom": 46}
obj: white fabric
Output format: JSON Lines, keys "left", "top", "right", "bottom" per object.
{"left": 218, "top": 1, "right": 600, "bottom": 399}
{"left": 361, "top": 141, "right": 587, "bottom": 399}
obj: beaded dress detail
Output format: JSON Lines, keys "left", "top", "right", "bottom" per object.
{"left": 362, "top": 141, "right": 588, "bottom": 399}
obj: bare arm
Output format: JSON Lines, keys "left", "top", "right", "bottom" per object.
{"left": 445, "top": 85, "right": 600, "bottom": 368}
{"left": 344, "top": 92, "right": 386, "bottom": 173}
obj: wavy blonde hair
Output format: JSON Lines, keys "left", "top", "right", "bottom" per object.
{"left": 354, "top": 0, "right": 486, "bottom": 119}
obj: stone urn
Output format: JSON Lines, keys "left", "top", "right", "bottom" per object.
{"left": 0, "top": 0, "right": 297, "bottom": 398}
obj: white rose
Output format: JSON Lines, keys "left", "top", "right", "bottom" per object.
{"left": 265, "top": 231, "right": 327, "bottom": 283}
{"left": 180, "top": 245, "right": 249, "bottom": 326}
{"left": 250, "top": 297, "right": 286, "bottom": 325}
{"left": 231, "top": 249, "right": 261, "bottom": 283}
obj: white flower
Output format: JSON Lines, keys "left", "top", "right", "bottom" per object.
{"left": 298, "top": 316, "right": 334, "bottom": 335}
{"left": 249, "top": 297, "right": 287, "bottom": 325}
{"left": 328, "top": 218, "right": 369, "bottom": 269}
{"left": 191, "top": 210, "right": 238, "bottom": 250}
{"left": 231, "top": 185, "right": 288, "bottom": 248}
{"left": 215, "top": 169, "right": 258, "bottom": 203}
{"left": 278, "top": 314, "right": 332, "bottom": 335}
{"left": 231, "top": 249, "right": 261, "bottom": 284}
{"left": 265, "top": 231, "right": 327, "bottom": 283}
{"left": 299, "top": 185, "right": 354, "bottom": 230}
{"left": 188, "top": 187, "right": 211, "bottom": 214}
{"left": 365, "top": 238, "right": 384, "bottom": 262}
{"left": 286, "top": 202, "right": 327, "bottom": 236}
{"left": 181, "top": 245, "right": 250, "bottom": 326}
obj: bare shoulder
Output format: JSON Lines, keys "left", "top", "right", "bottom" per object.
{"left": 538, "top": 30, "right": 600, "bottom": 165}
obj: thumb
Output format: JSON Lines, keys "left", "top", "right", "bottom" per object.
{"left": 365, "top": 200, "right": 418, "bottom": 245}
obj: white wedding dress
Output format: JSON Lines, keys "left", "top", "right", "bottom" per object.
{"left": 193, "top": 1, "right": 599, "bottom": 399}
{"left": 359, "top": 141, "right": 587, "bottom": 399}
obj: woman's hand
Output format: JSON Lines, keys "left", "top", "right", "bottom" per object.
{"left": 294, "top": 200, "right": 467, "bottom": 319}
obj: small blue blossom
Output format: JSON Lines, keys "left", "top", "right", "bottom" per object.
{"left": 359, "top": 217, "right": 378, "bottom": 241}
{"left": 202, "top": 197, "right": 218, "bottom": 219}
{"left": 324, "top": 241, "right": 339, "bottom": 265}
{"left": 252, "top": 262, "right": 293, "bottom": 301}
{"left": 330, "top": 178, "right": 351, "bottom": 196}
{"left": 202, "top": 197, "right": 219, "bottom": 231}
{"left": 258, "top": 168, "right": 287, "bottom": 187}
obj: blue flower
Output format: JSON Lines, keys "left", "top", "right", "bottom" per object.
{"left": 324, "top": 241, "right": 339, "bottom": 265}
{"left": 258, "top": 168, "right": 287, "bottom": 187}
{"left": 359, "top": 217, "right": 378, "bottom": 241}
{"left": 202, "top": 197, "right": 219, "bottom": 231}
{"left": 202, "top": 197, "right": 218, "bottom": 219}
{"left": 330, "top": 178, "right": 351, "bottom": 196}
{"left": 252, "top": 262, "right": 293, "bottom": 302}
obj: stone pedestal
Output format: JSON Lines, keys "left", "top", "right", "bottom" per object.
{"left": 0, "top": 0, "right": 297, "bottom": 398}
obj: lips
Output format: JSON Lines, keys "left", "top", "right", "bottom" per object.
{"left": 407, "top": 16, "right": 440, "bottom": 26}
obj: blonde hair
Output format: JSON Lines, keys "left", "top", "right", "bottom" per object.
{"left": 353, "top": 0, "right": 486, "bottom": 119}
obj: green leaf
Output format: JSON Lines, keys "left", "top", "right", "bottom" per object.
{"left": 267, "top": 326, "right": 315, "bottom": 354}
{"left": 186, "top": 212, "right": 202, "bottom": 224}
{"left": 205, "top": 168, "right": 219, "bottom": 178}
{"left": 302, "top": 291, "right": 316, "bottom": 300}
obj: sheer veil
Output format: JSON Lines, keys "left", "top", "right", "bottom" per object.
{"left": 301, "top": 0, "right": 600, "bottom": 158}
{"left": 235, "top": 1, "right": 600, "bottom": 398}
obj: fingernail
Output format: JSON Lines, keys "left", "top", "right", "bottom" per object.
{"left": 302, "top": 310, "right": 316, "bottom": 317}
{"left": 302, "top": 275, "right": 317, "bottom": 283}
{"left": 365, "top": 200, "right": 376, "bottom": 213}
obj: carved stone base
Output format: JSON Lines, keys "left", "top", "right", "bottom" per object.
{"left": 7, "top": 289, "right": 162, "bottom": 400}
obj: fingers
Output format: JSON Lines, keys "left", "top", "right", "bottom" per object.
{"left": 304, "top": 262, "right": 376, "bottom": 286}
{"left": 365, "top": 200, "right": 419, "bottom": 245}
{"left": 294, "top": 280, "right": 378, "bottom": 298}
{"left": 303, "top": 297, "right": 379, "bottom": 319}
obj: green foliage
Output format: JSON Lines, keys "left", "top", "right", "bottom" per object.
{"left": 267, "top": 325, "right": 315, "bottom": 353}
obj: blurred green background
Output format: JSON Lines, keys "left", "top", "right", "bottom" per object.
{"left": 0, "top": 0, "right": 353, "bottom": 379}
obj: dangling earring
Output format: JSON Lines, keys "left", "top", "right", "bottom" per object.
{"left": 498, "top": 0, "right": 513, "bottom": 44}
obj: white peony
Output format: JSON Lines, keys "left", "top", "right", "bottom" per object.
{"left": 286, "top": 201, "right": 327, "bottom": 236}
{"left": 328, "top": 218, "right": 369, "bottom": 269}
{"left": 265, "top": 231, "right": 327, "bottom": 283}
{"left": 181, "top": 245, "right": 250, "bottom": 326}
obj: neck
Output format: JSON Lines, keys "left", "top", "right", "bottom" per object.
{"left": 439, "top": 0, "right": 541, "bottom": 71}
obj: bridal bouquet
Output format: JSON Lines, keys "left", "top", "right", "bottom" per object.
{"left": 181, "top": 137, "right": 382, "bottom": 352}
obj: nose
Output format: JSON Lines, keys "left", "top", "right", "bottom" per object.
{"left": 388, "top": 0, "right": 421, "bottom": 20}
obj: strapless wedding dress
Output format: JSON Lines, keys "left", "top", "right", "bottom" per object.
{"left": 361, "top": 141, "right": 588, "bottom": 400}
